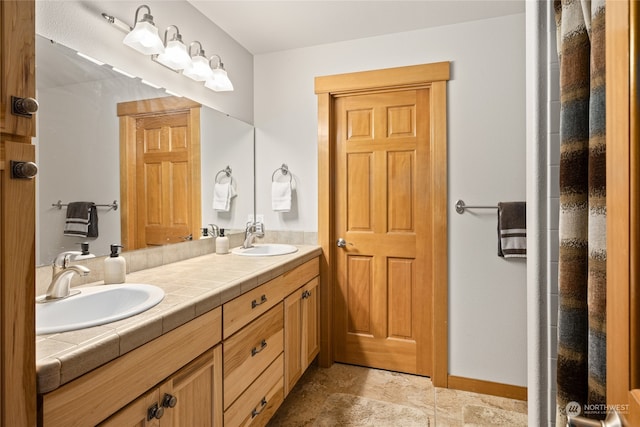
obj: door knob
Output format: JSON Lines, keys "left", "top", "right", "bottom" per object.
{"left": 11, "top": 96, "right": 39, "bottom": 117}
{"left": 10, "top": 161, "right": 38, "bottom": 179}
{"left": 337, "top": 238, "right": 347, "bottom": 248}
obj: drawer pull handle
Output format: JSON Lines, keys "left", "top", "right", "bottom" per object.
{"left": 302, "top": 290, "right": 312, "bottom": 299}
{"left": 251, "top": 339, "right": 268, "bottom": 356}
{"left": 251, "top": 294, "right": 267, "bottom": 308}
{"left": 251, "top": 397, "right": 268, "bottom": 418}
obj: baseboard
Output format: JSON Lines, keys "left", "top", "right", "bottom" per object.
{"left": 447, "top": 375, "right": 527, "bottom": 401}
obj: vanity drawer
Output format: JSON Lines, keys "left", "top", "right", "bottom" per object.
{"left": 224, "top": 353, "right": 284, "bottom": 427}
{"left": 224, "top": 303, "right": 284, "bottom": 409}
{"left": 223, "top": 258, "right": 319, "bottom": 338}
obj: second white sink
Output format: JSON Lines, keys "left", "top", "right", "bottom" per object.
{"left": 232, "top": 243, "right": 298, "bottom": 257}
{"left": 36, "top": 283, "right": 165, "bottom": 335}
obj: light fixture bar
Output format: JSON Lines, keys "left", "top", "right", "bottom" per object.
{"left": 76, "top": 52, "right": 105, "bottom": 66}
{"left": 101, "top": 12, "right": 132, "bottom": 33}
{"left": 112, "top": 67, "right": 136, "bottom": 78}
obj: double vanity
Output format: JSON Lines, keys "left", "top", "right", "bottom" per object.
{"left": 36, "top": 244, "right": 321, "bottom": 426}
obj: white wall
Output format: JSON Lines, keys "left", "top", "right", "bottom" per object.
{"left": 36, "top": 0, "right": 254, "bottom": 123}
{"left": 254, "top": 14, "right": 527, "bottom": 386}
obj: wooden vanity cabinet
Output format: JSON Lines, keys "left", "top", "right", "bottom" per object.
{"left": 221, "top": 258, "right": 319, "bottom": 427}
{"left": 284, "top": 277, "right": 320, "bottom": 396}
{"left": 39, "top": 307, "right": 222, "bottom": 426}
{"left": 100, "top": 345, "right": 223, "bottom": 427}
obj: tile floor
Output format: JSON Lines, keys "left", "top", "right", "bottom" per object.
{"left": 268, "top": 363, "right": 527, "bottom": 426}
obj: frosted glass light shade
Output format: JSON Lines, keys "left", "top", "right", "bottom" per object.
{"left": 182, "top": 55, "right": 213, "bottom": 81}
{"left": 205, "top": 68, "right": 234, "bottom": 92}
{"left": 123, "top": 21, "right": 165, "bottom": 55}
{"left": 156, "top": 39, "right": 191, "bottom": 70}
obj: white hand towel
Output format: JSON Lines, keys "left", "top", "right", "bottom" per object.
{"left": 213, "top": 182, "right": 232, "bottom": 211}
{"left": 272, "top": 181, "right": 292, "bottom": 212}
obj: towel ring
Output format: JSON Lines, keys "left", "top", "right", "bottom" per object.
{"left": 272, "top": 164, "right": 292, "bottom": 183}
{"left": 215, "top": 166, "right": 233, "bottom": 184}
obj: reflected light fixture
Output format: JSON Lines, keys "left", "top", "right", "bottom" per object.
{"left": 204, "top": 55, "right": 234, "bottom": 92}
{"left": 182, "top": 41, "right": 214, "bottom": 81}
{"left": 122, "top": 5, "right": 165, "bottom": 55}
{"left": 154, "top": 25, "right": 191, "bottom": 71}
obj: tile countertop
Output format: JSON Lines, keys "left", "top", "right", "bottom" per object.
{"left": 36, "top": 245, "right": 322, "bottom": 394}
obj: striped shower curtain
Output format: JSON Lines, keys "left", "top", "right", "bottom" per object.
{"left": 555, "top": 0, "right": 606, "bottom": 424}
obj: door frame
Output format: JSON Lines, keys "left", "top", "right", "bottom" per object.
{"left": 117, "top": 96, "right": 202, "bottom": 250}
{"left": 315, "top": 62, "right": 450, "bottom": 387}
{"left": 606, "top": 0, "right": 640, "bottom": 423}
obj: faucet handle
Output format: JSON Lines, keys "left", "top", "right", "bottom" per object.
{"left": 52, "top": 251, "right": 82, "bottom": 267}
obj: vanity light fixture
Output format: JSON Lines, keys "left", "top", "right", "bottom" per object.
{"left": 204, "top": 55, "right": 234, "bottom": 92}
{"left": 182, "top": 41, "right": 214, "bottom": 81}
{"left": 122, "top": 5, "right": 165, "bottom": 55}
{"left": 153, "top": 25, "right": 192, "bottom": 71}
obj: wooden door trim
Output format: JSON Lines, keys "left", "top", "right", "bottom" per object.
{"left": 606, "top": 0, "right": 640, "bottom": 419}
{"left": 118, "top": 97, "right": 201, "bottom": 250}
{"left": 315, "top": 62, "right": 449, "bottom": 387}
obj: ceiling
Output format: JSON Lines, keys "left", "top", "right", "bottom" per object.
{"left": 187, "top": 1, "right": 525, "bottom": 55}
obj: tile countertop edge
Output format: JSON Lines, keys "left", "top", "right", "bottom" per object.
{"left": 36, "top": 245, "right": 322, "bottom": 394}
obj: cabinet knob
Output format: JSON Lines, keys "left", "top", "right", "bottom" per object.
{"left": 162, "top": 393, "right": 178, "bottom": 408}
{"left": 147, "top": 403, "right": 164, "bottom": 420}
{"left": 10, "top": 161, "right": 38, "bottom": 179}
{"left": 11, "top": 96, "right": 39, "bottom": 117}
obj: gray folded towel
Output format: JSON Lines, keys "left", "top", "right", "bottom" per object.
{"left": 497, "top": 202, "right": 526, "bottom": 258}
{"left": 64, "top": 202, "right": 98, "bottom": 238}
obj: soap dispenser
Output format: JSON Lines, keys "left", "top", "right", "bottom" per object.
{"left": 104, "top": 244, "right": 126, "bottom": 284}
{"left": 216, "top": 228, "right": 229, "bottom": 255}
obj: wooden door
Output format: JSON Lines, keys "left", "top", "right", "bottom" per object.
{"left": 333, "top": 88, "right": 431, "bottom": 375}
{"left": 606, "top": 0, "right": 640, "bottom": 424}
{"left": 118, "top": 97, "right": 202, "bottom": 250}
{"left": 136, "top": 111, "right": 192, "bottom": 246}
{"left": 0, "top": 0, "right": 37, "bottom": 425}
{"left": 316, "top": 63, "right": 449, "bottom": 385}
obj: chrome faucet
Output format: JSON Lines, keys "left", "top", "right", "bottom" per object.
{"left": 242, "top": 221, "right": 264, "bottom": 248}
{"left": 43, "top": 252, "right": 90, "bottom": 301}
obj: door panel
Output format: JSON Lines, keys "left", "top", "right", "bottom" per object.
{"left": 334, "top": 89, "right": 430, "bottom": 375}
{"left": 136, "top": 112, "right": 192, "bottom": 247}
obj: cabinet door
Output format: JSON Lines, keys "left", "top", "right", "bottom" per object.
{"left": 284, "top": 277, "right": 320, "bottom": 396}
{"left": 161, "top": 345, "right": 223, "bottom": 427}
{"left": 284, "top": 289, "right": 303, "bottom": 396}
{"left": 99, "top": 346, "right": 222, "bottom": 427}
{"left": 1, "top": 0, "right": 36, "bottom": 138}
{"left": 302, "top": 277, "right": 320, "bottom": 368}
{"left": 99, "top": 389, "right": 161, "bottom": 427}
{"left": 0, "top": 1, "right": 37, "bottom": 425}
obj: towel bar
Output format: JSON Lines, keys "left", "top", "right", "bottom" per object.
{"left": 272, "top": 163, "right": 292, "bottom": 182}
{"left": 455, "top": 199, "right": 498, "bottom": 214}
{"left": 52, "top": 200, "right": 118, "bottom": 211}
{"left": 215, "top": 166, "right": 233, "bottom": 183}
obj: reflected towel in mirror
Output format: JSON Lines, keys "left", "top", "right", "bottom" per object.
{"left": 213, "top": 182, "right": 237, "bottom": 212}
{"left": 64, "top": 201, "right": 98, "bottom": 238}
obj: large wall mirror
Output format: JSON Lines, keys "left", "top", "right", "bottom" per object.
{"left": 35, "top": 35, "right": 255, "bottom": 266}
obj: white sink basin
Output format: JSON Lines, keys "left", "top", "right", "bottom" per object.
{"left": 36, "top": 284, "right": 165, "bottom": 335}
{"left": 231, "top": 243, "right": 298, "bottom": 257}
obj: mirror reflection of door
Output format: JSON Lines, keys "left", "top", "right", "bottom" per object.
{"left": 118, "top": 97, "right": 202, "bottom": 250}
